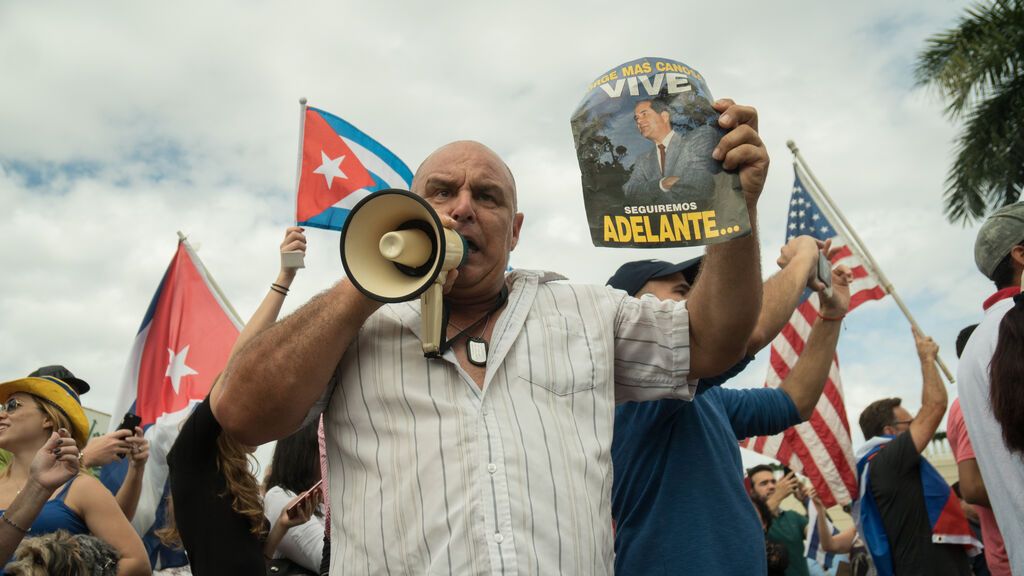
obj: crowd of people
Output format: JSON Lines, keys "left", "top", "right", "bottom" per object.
{"left": 0, "top": 98, "right": 1020, "bottom": 575}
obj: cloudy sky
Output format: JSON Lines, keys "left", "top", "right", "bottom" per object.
{"left": 0, "top": 1, "right": 991, "bottom": 450}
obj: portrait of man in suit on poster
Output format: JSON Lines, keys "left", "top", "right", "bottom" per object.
{"left": 622, "top": 98, "right": 722, "bottom": 203}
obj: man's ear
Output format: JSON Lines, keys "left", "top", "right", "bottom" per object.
{"left": 1011, "top": 244, "right": 1024, "bottom": 268}
{"left": 510, "top": 212, "right": 524, "bottom": 252}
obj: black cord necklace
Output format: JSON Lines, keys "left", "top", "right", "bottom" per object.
{"left": 442, "top": 285, "right": 509, "bottom": 366}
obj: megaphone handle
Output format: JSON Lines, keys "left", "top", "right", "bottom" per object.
{"left": 420, "top": 272, "right": 447, "bottom": 357}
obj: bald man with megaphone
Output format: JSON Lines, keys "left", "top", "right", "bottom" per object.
{"left": 217, "top": 98, "right": 769, "bottom": 575}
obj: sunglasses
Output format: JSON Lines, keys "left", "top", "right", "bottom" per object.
{"left": 0, "top": 398, "right": 25, "bottom": 414}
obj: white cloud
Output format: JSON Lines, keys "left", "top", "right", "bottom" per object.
{"left": 0, "top": 1, "right": 994, "bottom": 459}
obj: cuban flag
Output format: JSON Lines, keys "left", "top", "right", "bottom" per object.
{"left": 101, "top": 238, "right": 242, "bottom": 568}
{"left": 853, "top": 436, "right": 981, "bottom": 576}
{"left": 296, "top": 105, "right": 413, "bottom": 231}
{"left": 804, "top": 501, "right": 840, "bottom": 570}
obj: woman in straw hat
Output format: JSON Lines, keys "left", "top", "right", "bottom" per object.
{"left": 0, "top": 375, "right": 151, "bottom": 575}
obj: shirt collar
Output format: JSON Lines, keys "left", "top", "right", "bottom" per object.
{"left": 506, "top": 268, "right": 568, "bottom": 285}
{"left": 659, "top": 131, "right": 675, "bottom": 148}
{"left": 385, "top": 268, "right": 566, "bottom": 359}
{"left": 983, "top": 286, "right": 1021, "bottom": 310}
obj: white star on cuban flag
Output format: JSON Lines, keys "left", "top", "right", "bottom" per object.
{"left": 313, "top": 151, "right": 349, "bottom": 188}
{"left": 165, "top": 345, "right": 199, "bottom": 394}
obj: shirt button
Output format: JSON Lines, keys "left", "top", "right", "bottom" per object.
{"left": 494, "top": 533, "right": 504, "bottom": 543}
{"left": 487, "top": 463, "right": 497, "bottom": 474}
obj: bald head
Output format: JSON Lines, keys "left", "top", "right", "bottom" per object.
{"left": 411, "top": 140, "right": 524, "bottom": 303}
{"left": 413, "top": 141, "right": 517, "bottom": 211}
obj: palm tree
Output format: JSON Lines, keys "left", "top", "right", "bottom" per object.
{"left": 915, "top": 0, "right": 1024, "bottom": 224}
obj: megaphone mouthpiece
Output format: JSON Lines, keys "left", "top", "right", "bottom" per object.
{"left": 380, "top": 229, "right": 432, "bottom": 268}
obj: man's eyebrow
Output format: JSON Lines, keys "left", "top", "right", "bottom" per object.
{"left": 473, "top": 178, "right": 506, "bottom": 192}
{"left": 423, "top": 175, "right": 456, "bottom": 189}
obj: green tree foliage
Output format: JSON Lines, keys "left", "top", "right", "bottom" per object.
{"left": 915, "top": 0, "right": 1024, "bottom": 224}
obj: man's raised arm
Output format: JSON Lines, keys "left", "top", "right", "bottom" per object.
{"left": 215, "top": 280, "right": 381, "bottom": 445}
{"left": 909, "top": 331, "right": 948, "bottom": 453}
{"left": 746, "top": 236, "right": 831, "bottom": 354}
{"left": 686, "top": 99, "right": 769, "bottom": 379}
{"left": 779, "top": 265, "right": 851, "bottom": 420}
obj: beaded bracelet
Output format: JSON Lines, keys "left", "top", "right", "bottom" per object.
{"left": 1, "top": 513, "right": 28, "bottom": 534}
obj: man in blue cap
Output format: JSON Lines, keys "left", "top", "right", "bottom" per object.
{"left": 609, "top": 235, "right": 851, "bottom": 576}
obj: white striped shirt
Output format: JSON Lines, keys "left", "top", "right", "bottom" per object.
{"left": 315, "top": 269, "right": 695, "bottom": 575}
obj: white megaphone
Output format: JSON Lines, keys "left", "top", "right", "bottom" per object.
{"left": 340, "top": 189, "right": 467, "bottom": 357}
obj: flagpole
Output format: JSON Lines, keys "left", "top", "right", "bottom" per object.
{"left": 176, "top": 231, "right": 244, "bottom": 327}
{"left": 293, "top": 97, "right": 308, "bottom": 223}
{"left": 787, "top": 140, "right": 955, "bottom": 384}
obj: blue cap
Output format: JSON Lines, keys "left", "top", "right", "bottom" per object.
{"left": 607, "top": 256, "right": 703, "bottom": 296}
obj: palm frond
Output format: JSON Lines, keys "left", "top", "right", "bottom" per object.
{"left": 943, "top": 73, "right": 1024, "bottom": 223}
{"left": 914, "top": 0, "right": 1024, "bottom": 118}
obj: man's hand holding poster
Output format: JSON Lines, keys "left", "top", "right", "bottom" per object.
{"left": 570, "top": 57, "right": 750, "bottom": 248}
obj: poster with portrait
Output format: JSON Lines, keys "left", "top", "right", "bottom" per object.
{"left": 570, "top": 57, "right": 750, "bottom": 248}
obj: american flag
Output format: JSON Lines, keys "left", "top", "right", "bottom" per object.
{"left": 739, "top": 169, "right": 887, "bottom": 506}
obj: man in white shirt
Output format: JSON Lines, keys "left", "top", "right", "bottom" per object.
{"left": 216, "top": 98, "right": 769, "bottom": 574}
{"left": 957, "top": 201, "right": 1024, "bottom": 570}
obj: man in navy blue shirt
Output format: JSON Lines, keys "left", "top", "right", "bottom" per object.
{"left": 608, "top": 235, "right": 852, "bottom": 575}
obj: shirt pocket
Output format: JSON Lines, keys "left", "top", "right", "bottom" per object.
{"left": 516, "top": 315, "right": 597, "bottom": 396}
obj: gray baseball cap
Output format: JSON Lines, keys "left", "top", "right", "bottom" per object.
{"left": 975, "top": 202, "right": 1024, "bottom": 279}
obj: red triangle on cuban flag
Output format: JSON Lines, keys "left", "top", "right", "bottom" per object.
{"left": 296, "top": 108, "right": 376, "bottom": 222}
{"left": 128, "top": 242, "right": 241, "bottom": 427}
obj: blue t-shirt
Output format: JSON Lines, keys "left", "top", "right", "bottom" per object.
{"left": 612, "top": 362, "right": 801, "bottom": 576}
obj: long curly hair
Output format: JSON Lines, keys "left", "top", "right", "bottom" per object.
{"left": 6, "top": 530, "right": 119, "bottom": 576}
{"left": 990, "top": 298, "right": 1024, "bottom": 454}
{"left": 216, "top": 431, "right": 268, "bottom": 537}
{"left": 159, "top": 430, "right": 267, "bottom": 547}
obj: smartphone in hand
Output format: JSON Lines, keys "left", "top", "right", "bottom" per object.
{"left": 286, "top": 478, "right": 325, "bottom": 519}
{"left": 116, "top": 412, "right": 142, "bottom": 458}
{"left": 117, "top": 412, "right": 142, "bottom": 432}
{"left": 817, "top": 252, "right": 833, "bottom": 298}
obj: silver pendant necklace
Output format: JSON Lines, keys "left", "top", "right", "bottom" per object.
{"left": 442, "top": 286, "right": 509, "bottom": 367}
{"left": 447, "top": 312, "right": 493, "bottom": 367}
{"left": 466, "top": 330, "right": 490, "bottom": 366}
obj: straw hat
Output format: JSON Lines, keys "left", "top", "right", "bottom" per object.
{"left": 0, "top": 376, "right": 90, "bottom": 447}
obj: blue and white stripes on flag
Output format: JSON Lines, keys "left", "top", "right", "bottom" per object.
{"left": 805, "top": 501, "right": 840, "bottom": 570}
{"left": 297, "top": 107, "right": 413, "bottom": 231}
